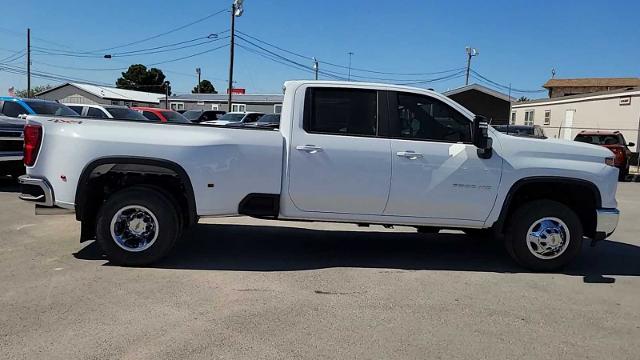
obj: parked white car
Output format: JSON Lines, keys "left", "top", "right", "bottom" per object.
{"left": 19, "top": 81, "right": 619, "bottom": 271}
{"left": 201, "top": 111, "right": 264, "bottom": 126}
{"left": 65, "top": 103, "right": 148, "bottom": 121}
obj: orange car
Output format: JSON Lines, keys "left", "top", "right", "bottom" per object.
{"left": 131, "top": 107, "right": 191, "bottom": 123}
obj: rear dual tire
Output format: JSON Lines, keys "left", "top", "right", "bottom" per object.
{"left": 96, "top": 187, "right": 180, "bottom": 266}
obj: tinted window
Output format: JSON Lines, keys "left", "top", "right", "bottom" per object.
{"left": 203, "top": 111, "right": 224, "bottom": 120}
{"left": 392, "top": 92, "right": 471, "bottom": 142}
{"left": 87, "top": 107, "right": 108, "bottom": 118}
{"left": 105, "top": 107, "right": 149, "bottom": 121}
{"left": 23, "top": 101, "right": 77, "bottom": 116}
{"left": 257, "top": 114, "right": 280, "bottom": 124}
{"left": 68, "top": 106, "right": 84, "bottom": 115}
{"left": 243, "top": 113, "right": 264, "bottom": 123}
{"left": 219, "top": 113, "right": 245, "bottom": 122}
{"left": 160, "top": 111, "right": 191, "bottom": 123}
{"left": 2, "top": 101, "right": 28, "bottom": 117}
{"left": 142, "top": 111, "right": 161, "bottom": 122}
{"left": 575, "top": 134, "right": 620, "bottom": 145}
{"left": 305, "top": 88, "right": 377, "bottom": 136}
{"left": 183, "top": 110, "right": 203, "bottom": 121}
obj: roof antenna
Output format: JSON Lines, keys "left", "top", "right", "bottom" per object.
{"left": 551, "top": 68, "right": 557, "bottom": 78}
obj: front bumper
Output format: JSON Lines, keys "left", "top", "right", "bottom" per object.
{"left": 594, "top": 208, "right": 620, "bottom": 240}
{"left": 18, "top": 175, "right": 54, "bottom": 207}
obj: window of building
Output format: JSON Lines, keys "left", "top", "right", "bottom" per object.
{"left": 231, "top": 103, "right": 246, "bottom": 112}
{"left": 510, "top": 111, "right": 516, "bottom": 125}
{"left": 391, "top": 92, "right": 472, "bottom": 143}
{"left": 544, "top": 110, "right": 551, "bottom": 125}
{"left": 211, "top": 104, "right": 219, "bottom": 110}
{"left": 524, "top": 110, "right": 534, "bottom": 126}
{"left": 170, "top": 102, "right": 185, "bottom": 111}
{"left": 274, "top": 104, "right": 283, "bottom": 114}
{"left": 111, "top": 100, "right": 121, "bottom": 105}
{"left": 304, "top": 87, "right": 377, "bottom": 137}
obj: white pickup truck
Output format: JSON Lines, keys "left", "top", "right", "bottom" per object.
{"left": 18, "top": 81, "right": 620, "bottom": 271}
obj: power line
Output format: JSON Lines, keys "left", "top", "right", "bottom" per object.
{"left": 89, "top": 8, "right": 228, "bottom": 53}
{"left": 470, "top": 69, "right": 546, "bottom": 93}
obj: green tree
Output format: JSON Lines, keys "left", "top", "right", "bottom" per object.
{"left": 14, "top": 84, "right": 53, "bottom": 98}
{"left": 517, "top": 96, "right": 530, "bottom": 103}
{"left": 192, "top": 80, "right": 217, "bottom": 94}
{"left": 116, "top": 64, "right": 170, "bottom": 94}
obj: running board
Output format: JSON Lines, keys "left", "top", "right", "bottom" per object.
{"left": 35, "top": 205, "right": 75, "bottom": 215}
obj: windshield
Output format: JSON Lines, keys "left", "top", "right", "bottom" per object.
{"left": 257, "top": 114, "right": 280, "bottom": 124}
{"left": 218, "top": 113, "right": 245, "bottom": 122}
{"left": 575, "top": 134, "right": 621, "bottom": 145}
{"left": 105, "top": 107, "right": 150, "bottom": 121}
{"left": 160, "top": 111, "right": 191, "bottom": 124}
{"left": 182, "top": 110, "right": 202, "bottom": 120}
{"left": 24, "top": 100, "right": 77, "bottom": 116}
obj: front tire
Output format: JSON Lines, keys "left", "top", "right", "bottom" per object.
{"left": 505, "top": 200, "right": 583, "bottom": 271}
{"left": 96, "top": 186, "right": 180, "bottom": 266}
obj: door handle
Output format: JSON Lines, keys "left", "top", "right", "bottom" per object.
{"left": 396, "top": 151, "right": 423, "bottom": 160}
{"left": 296, "top": 144, "right": 323, "bottom": 153}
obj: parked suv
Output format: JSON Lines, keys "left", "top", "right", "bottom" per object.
{"left": 182, "top": 110, "right": 226, "bottom": 123}
{"left": 574, "top": 130, "right": 634, "bottom": 180}
{"left": 0, "top": 97, "right": 77, "bottom": 118}
{"left": 66, "top": 104, "right": 149, "bottom": 121}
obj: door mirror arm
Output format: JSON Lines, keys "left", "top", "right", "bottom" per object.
{"left": 473, "top": 115, "right": 493, "bottom": 159}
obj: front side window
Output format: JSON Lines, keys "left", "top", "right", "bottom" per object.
{"left": 142, "top": 111, "right": 161, "bottom": 122}
{"left": 391, "top": 92, "right": 471, "bottom": 143}
{"left": 304, "top": 88, "right": 377, "bottom": 136}
{"left": 2, "top": 101, "right": 29, "bottom": 117}
{"left": 23, "top": 101, "right": 77, "bottom": 116}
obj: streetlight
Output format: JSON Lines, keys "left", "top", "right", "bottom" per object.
{"left": 465, "top": 46, "right": 479, "bottom": 85}
{"left": 227, "top": 0, "right": 244, "bottom": 111}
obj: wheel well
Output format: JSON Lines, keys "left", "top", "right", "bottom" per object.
{"left": 496, "top": 178, "right": 600, "bottom": 238}
{"left": 75, "top": 158, "right": 197, "bottom": 242}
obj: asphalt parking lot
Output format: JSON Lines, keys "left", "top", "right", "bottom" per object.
{"left": 1, "top": 179, "right": 639, "bottom": 360}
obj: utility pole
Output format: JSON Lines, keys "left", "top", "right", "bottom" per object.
{"left": 196, "top": 67, "right": 201, "bottom": 93}
{"left": 227, "top": 0, "right": 244, "bottom": 112}
{"left": 312, "top": 57, "right": 318, "bottom": 80}
{"left": 464, "top": 46, "right": 479, "bottom": 86}
{"left": 347, "top": 52, "right": 354, "bottom": 81}
{"left": 165, "top": 81, "right": 170, "bottom": 109}
{"left": 27, "top": 28, "right": 31, "bottom": 98}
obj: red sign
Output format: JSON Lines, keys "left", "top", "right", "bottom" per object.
{"left": 227, "top": 88, "right": 246, "bottom": 95}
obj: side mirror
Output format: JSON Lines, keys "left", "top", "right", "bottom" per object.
{"left": 473, "top": 115, "right": 493, "bottom": 159}
{"left": 628, "top": 142, "right": 635, "bottom": 147}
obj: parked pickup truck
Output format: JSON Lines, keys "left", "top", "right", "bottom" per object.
{"left": 0, "top": 115, "right": 25, "bottom": 178}
{"left": 18, "top": 81, "right": 620, "bottom": 271}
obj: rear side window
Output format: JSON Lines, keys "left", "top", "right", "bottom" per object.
{"left": 142, "top": 111, "right": 161, "bottom": 122}
{"left": 68, "top": 106, "right": 84, "bottom": 115}
{"left": 2, "top": 101, "right": 28, "bottom": 117}
{"left": 87, "top": 107, "right": 108, "bottom": 118}
{"left": 304, "top": 88, "right": 377, "bottom": 136}
{"left": 391, "top": 92, "right": 471, "bottom": 143}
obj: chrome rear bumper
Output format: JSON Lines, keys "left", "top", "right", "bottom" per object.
{"left": 18, "top": 175, "right": 54, "bottom": 207}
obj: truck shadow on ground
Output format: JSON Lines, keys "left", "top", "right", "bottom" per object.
{"left": 0, "top": 177, "right": 20, "bottom": 193}
{"left": 74, "top": 223, "right": 640, "bottom": 282}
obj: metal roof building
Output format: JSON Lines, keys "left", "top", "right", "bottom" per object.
{"left": 36, "top": 83, "right": 163, "bottom": 107}
{"left": 160, "top": 93, "right": 284, "bottom": 113}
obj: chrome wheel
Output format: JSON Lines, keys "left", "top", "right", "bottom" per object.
{"left": 110, "top": 205, "right": 159, "bottom": 252}
{"left": 526, "top": 217, "right": 570, "bottom": 260}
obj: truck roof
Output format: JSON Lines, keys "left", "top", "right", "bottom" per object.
{"left": 577, "top": 130, "right": 621, "bottom": 135}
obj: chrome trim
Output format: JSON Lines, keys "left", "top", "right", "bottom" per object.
{"left": 596, "top": 208, "right": 619, "bottom": 236}
{"left": 18, "top": 175, "right": 54, "bottom": 207}
{"left": 0, "top": 155, "right": 23, "bottom": 161}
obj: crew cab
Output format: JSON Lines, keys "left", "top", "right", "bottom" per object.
{"left": 18, "top": 81, "right": 620, "bottom": 271}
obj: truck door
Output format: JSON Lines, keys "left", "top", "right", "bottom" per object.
{"left": 383, "top": 91, "right": 501, "bottom": 221}
{"left": 287, "top": 87, "right": 391, "bottom": 215}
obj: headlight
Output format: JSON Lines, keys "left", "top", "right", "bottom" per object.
{"left": 605, "top": 157, "right": 616, "bottom": 166}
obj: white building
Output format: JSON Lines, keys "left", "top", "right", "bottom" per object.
{"left": 36, "top": 83, "right": 163, "bottom": 107}
{"left": 511, "top": 88, "right": 640, "bottom": 150}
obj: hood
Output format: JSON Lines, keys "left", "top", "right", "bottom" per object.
{"left": 493, "top": 130, "right": 613, "bottom": 163}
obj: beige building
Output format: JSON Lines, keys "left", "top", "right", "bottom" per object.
{"left": 511, "top": 88, "right": 640, "bottom": 150}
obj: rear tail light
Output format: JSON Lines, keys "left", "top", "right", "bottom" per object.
{"left": 23, "top": 124, "right": 42, "bottom": 166}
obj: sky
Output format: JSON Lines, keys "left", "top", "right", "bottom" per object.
{"left": 0, "top": 0, "right": 638, "bottom": 98}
